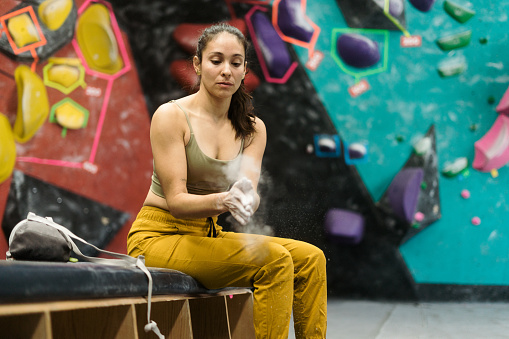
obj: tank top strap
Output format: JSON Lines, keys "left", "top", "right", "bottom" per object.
{"left": 170, "top": 100, "right": 193, "bottom": 134}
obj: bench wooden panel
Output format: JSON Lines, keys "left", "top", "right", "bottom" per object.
{"left": 0, "top": 288, "right": 254, "bottom": 339}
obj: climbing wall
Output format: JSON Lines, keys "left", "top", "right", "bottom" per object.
{"left": 0, "top": 0, "right": 152, "bottom": 255}
{"left": 1, "top": 0, "right": 509, "bottom": 301}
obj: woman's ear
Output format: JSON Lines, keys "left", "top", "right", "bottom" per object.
{"left": 193, "top": 56, "right": 201, "bottom": 74}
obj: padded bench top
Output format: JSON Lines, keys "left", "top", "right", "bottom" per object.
{"left": 0, "top": 260, "right": 212, "bottom": 303}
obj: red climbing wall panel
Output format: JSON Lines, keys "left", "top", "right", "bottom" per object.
{"left": 0, "top": 0, "right": 153, "bottom": 256}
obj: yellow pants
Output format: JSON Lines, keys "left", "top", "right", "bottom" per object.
{"left": 127, "top": 206, "right": 327, "bottom": 339}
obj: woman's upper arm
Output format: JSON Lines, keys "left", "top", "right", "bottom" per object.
{"left": 150, "top": 104, "right": 188, "bottom": 203}
{"left": 241, "top": 117, "right": 267, "bottom": 191}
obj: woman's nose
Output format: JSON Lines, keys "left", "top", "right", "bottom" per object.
{"left": 221, "top": 65, "right": 231, "bottom": 77}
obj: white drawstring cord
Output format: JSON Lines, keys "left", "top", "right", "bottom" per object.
{"left": 136, "top": 256, "right": 164, "bottom": 339}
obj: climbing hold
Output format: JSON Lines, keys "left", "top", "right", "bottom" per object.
{"left": 473, "top": 115, "right": 509, "bottom": 172}
{"left": 276, "top": 0, "right": 315, "bottom": 43}
{"left": 55, "top": 102, "right": 87, "bottom": 130}
{"left": 414, "top": 211, "right": 424, "bottom": 222}
{"left": 409, "top": 0, "right": 436, "bottom": 12}
{"left": 13, "top": 65, "right": 49, "bottom": 143}
{"left": 38, "top": 0, "right": 73, "bottom": 31}
{"left": 470, "top": 124, "right": 479, "bottom": 132}
{"left": 76, "top": 3, "right": 124, "bottom": 75}
{"left": 337, "top": 33, "right": 380, "bottom": 69}
{"left": 413, "top": 136, "right": 431, "bottom": 155}
{"left": 436, "top": 30, "right": 472, "bottom": 51}
{"left": 324, "top": 209, "right": 365, "bottom": 245}
{"left": 443, "top": 0, "right": 475, "bottom": 23}
{"left": 471, "top": 216, "right": 481, "bottom": 226}
{"left": 437, "top": 56, "right": 467, "bottom": 77}
{"left": 441, "top": 157, "right": 468, "bottom": 177}
{"left": 460, "top": 189, "right": 470, "bottom": 199}
{"left": 396, "top": 135, "right": 405, "bottom": 142}
{"left": 318, "top": 137, "right": 336, "bottom": 153}
{"left": 479, "top": 37, "right": 488, "bottom": 45}
{"left": 387, "top": 167, "right": 424, "bottom": 223}
{"left": 7, "top": 13, "right": 41, "bottom": 48}
{"left": 348, "top": 142, "right": 367, "bottom": 159}
{"left": 491, "top": 169, "right": 499, "bottom": 178}
{"left": 251, "top": 11, "right": 293, "bottom": 78}
{"left": 314, "top": 134, "right": 340, "bottom": 157}
{"left": 487, "top": 96, "right": 496, "bottom": 105}
{"left": 373, "top": 0, "right": 405, "bottom": 17}
{"left": 47, "top": 64, "right": 80, "bottom": 88}
{"left": 0, "top": 113, "right": 16, "bottom": 184}
{"left": 306, "top": 144, "right": 314, "bottom": 154}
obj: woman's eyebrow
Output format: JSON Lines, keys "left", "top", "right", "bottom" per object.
{"left": 207, "top": 51, "right": 244, "bottom": 58}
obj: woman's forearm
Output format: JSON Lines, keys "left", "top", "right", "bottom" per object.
{"left": 167, "top": 192, "right": 228, "bottom": 219}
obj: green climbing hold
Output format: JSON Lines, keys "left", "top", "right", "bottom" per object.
{"left": 421, "top": 182, "right": 427, "bottom": 190}
{"left": 470, "top": 123, "right": 478, "bottom": 131}
{"left": 479, "top": 37, "right": 488, "bottom": 44}
{"left": 487, "top": 96, "right": 496, "bottom": 105}
{"left": 437, "top": 57, "right": 467, "bottom": 77}
{"left": 436, "top": 30, "right": 472, "bottom": 51}
{"left": 441, "top": 157, "right": 468, "bottom": 177}
{"left": 443, "top": 0, "right": 476, "bottom": 23}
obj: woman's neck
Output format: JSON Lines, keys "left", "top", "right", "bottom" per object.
{"left": 192, "top": 90, "right": 232, "bottom": 122}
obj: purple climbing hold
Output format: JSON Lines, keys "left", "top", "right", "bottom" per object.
{"left": 387, "top": 167, "right": 424, "bottom": 223}
{"left": 348, "top": 142, "right": 367, "bottom": 160}
{"left": 276, "top": 0, "right": 314, "bottom": 42}
{"left": 409, "top": 0, "right": 436, "bottom": 12}
{"left": 251, "top": 11, "right": 293, "bottom": 78}
{"left": 336, "top": 33, "right": 380, "bottom": 69}
{"left": 374, "top": 0, "right": 405, "bottom": 17}
{"left": 324, "top": 209, "right": 365, "bottom": 245}
{"left": 388, "top": 0, "right": 405, "bottom": 17}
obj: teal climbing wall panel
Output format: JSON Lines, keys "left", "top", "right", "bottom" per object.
{"left": 294, "top": 0, "right": 509, "bottom": 285}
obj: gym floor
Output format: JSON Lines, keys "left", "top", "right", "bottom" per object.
{"left": 289, "top": 299, "right": 509, "bottom": 338}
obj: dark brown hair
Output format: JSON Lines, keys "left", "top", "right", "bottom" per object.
{"left": 195, "top": 23, "right": 256, "bottom": 141}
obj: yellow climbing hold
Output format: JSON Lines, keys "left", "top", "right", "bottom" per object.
{"left": 0, "top": 113, "right": 16, "bottom": 184}
{"left": 55, "top": 102, "right": 86, "bottom": 130}
{"left": 76, "top": 3, "right": 124, "bottom": 74}
{"left": 14, "top": 65, "right": 50, "bottom": 143}
{"left": 38, "top": 0, "right": 73, "bottom": 31}
{"left": 47, "top": 64, "right": 80, "bottom": 88}
{"left": 7, "top": 13, "right": 40, "bottom": 48}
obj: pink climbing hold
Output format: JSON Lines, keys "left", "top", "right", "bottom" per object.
{"left": 473, "top": 115, "right": 509, "bottom": 172}
{"left": 461, "top": 189, "right": 470, "bottom": 199}
{"left": 471, "top": 216, "right": 481, "bottom": 226}
{"left": 414, "top": 212, "right": 424, "bottom": 222}
{"left": 496, "top": 85, "right": 509, "bottom": 116}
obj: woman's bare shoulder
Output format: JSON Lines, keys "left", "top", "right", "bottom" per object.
{"left": 245, "top": 116, "right": 266, "bottom": 149}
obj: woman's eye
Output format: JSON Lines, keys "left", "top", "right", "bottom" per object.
{"left": 211, "top": 60, "right": 221, "bottom": 65}
{"left": 232, "top": 63, "right": 241, "bottom": 67}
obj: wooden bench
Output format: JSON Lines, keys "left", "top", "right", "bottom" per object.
{"left": 0, "top": 260, "right": 255, "bottom": 339}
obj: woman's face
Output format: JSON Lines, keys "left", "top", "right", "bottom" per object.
{"left": 194, "top": 32, "right": 246, "bottom": 99}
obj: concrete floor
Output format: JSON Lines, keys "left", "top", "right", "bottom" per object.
{"left": 289, "top": 299, "right": 509, "bottom": 338}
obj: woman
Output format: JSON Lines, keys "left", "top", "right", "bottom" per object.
{"left": 127, "top": 23, "right": 327, "bottom": 338}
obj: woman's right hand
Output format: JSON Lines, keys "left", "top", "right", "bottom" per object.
{"left": 223, "top": 178, "right": 255, "bottom": 225}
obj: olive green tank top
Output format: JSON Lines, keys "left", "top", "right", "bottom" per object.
{"left": 150, "top": 100, "right": 244, "bottom": 197}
